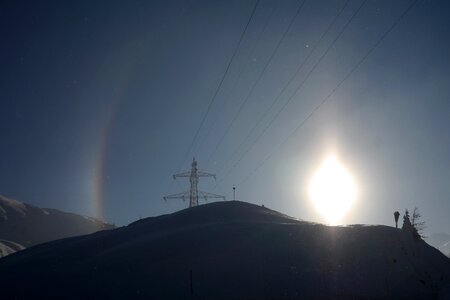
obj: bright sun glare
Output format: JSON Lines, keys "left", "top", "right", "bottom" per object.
{"left": 309, "top": 156, "right": 357, "bottom": 225}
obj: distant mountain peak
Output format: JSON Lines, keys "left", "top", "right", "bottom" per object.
{"left": 0, "top": 194, "right": 115, "bottom": 258}
{"left": 0, "top": 195, "right": 27, "bottom": 218}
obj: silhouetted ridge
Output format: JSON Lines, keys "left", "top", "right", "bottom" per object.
{"left": 129, "top": 200, "right": 297, "bottom": 228}
{"left": 0, "top": 200, "right": 449, "bottom": 299}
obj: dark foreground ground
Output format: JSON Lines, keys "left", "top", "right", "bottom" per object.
{"left": 0, "top": 201, "right": 449, "bottom": 299}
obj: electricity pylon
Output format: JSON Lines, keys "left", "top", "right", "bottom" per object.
{"left": 164, "top": 157, "right": 225, "bottom": 208}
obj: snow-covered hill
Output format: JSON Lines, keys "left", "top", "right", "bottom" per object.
{"left": 0, "top": 201, "right": 449, "bottom": 299}
{"left": 0, "top": 195, "right": 114, "bottom": 257}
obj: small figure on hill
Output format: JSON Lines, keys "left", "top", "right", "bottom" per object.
{"left": 394, "top": 211, "right": 400, "bottom": 228}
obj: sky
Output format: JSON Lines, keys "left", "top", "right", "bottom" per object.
{"left": 0, "top": 0, "right": 449, "bottom": 233}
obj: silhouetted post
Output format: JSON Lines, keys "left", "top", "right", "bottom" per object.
{"left": 190, "top": 270, "right": 193, "bottom": 296}
{"left": 394, "top": 211, "right": 400, "bottom": 228}
{"left": 233, "top": 186, "right": 236, "bottom": 201}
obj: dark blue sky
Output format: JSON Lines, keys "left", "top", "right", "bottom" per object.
{"left": 1, "top": 0, "right": 449, "bottom": 233}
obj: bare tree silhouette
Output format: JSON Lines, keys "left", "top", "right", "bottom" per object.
{"left": 402, "top": 207, "right": 426, "bottom": 240}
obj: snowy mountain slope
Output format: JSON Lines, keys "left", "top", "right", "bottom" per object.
{"left": 427, "top": 233, "right": 450, "bottom": 257}
{"left": 0, "top": 195, "right": 115, "bottom": 254}
{"left": 0, "top": 196, "right": 27, "bottom": 218}
{"left": 0, "top": 201, "right": 449, "bottom": 299}
{"left": 0, "top": 240, "right": 25, "bottom": 258}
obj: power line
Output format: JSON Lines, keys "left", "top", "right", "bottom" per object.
{"left": 231, "top": 0, "right": 420, "bottom": 189}
{"left": 214, "top": 0, "right": 367, "bottom": 189}
{"left": 165, "top": 0, "right": 261, "bottom": 193}
{"left": 212, "top": 0, "right": 351, "bottom": 180}
{"left": 203, "top": 0, "right": 308, "bottom": 167}
{"left": 176, "top": 0, "right": 260, "bottom": 170}
{"left": 234, "top": 2, "right": 280, "bottom": 91}
{"left": 193, "top": 2, "right": 279, "bottom": 160}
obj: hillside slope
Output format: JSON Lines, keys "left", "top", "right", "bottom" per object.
{"left": 0, "top": 201, "right": 449, "bottom": 299}
{"left": 0, "top": 195, "right": 114, "bottom": 256}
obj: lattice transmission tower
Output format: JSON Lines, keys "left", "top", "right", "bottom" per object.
{"left": 164, "top": 158, "right": 225, "bottom": 208}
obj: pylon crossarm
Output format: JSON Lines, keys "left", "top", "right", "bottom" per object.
{"left": 197, "top": 171, "right": 216, "bottom": 179}
{"left": 173, "top": 171, "right": 191, "bottom": 179}
{"left": 198, "top": 191, "right": 226, "bottom": 201}
{"left": 163, "top": 191, "right": 189, "bottom": 201}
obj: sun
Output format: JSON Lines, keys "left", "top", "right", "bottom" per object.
{"left": 309, "top": 156, "right": 357, "bottom": 225}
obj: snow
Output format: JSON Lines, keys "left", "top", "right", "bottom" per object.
{"left": 0, "top": 240, "right": 25, "bottom": 258}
